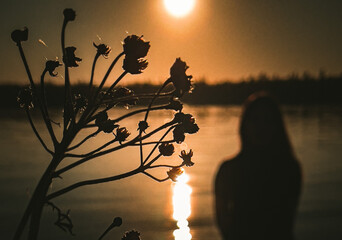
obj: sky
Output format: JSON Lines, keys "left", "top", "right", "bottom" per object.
{"left": 1, "top": 0, "right": 342, "bottom": 85}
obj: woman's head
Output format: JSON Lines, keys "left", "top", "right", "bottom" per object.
{"left": 240, "top": 92, "right": 292, "bottom": 155}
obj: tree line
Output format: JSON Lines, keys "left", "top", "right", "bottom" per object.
{"left": 1, "top": 73, "right": 342, "bottom": 108}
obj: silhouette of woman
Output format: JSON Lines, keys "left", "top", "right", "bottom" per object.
{"left": 215, "top": 92, "right": 301, "bottom": 240}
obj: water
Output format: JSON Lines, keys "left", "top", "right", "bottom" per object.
{"left": 1, "top": 105, "right": 342, "bottom": 239}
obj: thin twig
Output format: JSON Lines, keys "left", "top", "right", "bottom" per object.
{"left": 61, "top": 19, "right": 75, "bottom": 133}
{"left": 47, "top": 167, "right": 143, "bottom": 200}
{"left": 105, "top": 71, "right": 128, "bottom": 95}
{"left": 89, "top": 53, "right": 100, "bottom": 91}
{"left": 130, "top": 140, "right": 175, "bottom": 146}
{"left": 66, "top": 130, "right": 100, "bottom": 151}
{"left": 86, "top": 71, "right": 128, "bottom": 123}
{"left": 142, "top": 172, "right": 169, "bottom": 182}
{"left": 143, "top": 126, "right": 176, "bottom": 165}
{"left": 55, "top": 121, "right": 175, "bottom": 176}
{"left": 144, "top": 78, "right": 171, "bottom": 122}
{"left": 92, "top": 51, "right": 125, "bottom": 103}
{"left": 25, "top": 108, "right": 53, "bottom": 155}
{"left": 112, "top": 105, "right": 166, "bottom": 123}
{"left": 145, "top": 154, "right": 162, "bottom": 167}
{"left": 148, "top": 163, "right": 184, "bottom": 169}
{"left": 40, "top": 70, "right": 59, "bottom": 146}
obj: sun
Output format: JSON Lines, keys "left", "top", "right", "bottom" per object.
{"left": 163, "top": 0, "right": 196, "bottom": 18}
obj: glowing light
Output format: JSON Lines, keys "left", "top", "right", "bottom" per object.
{"left": 172, "top": 172, "right": 192, "bottom": 240}
{"left": 163, "top": 0, "right": 196, "bottom": 18}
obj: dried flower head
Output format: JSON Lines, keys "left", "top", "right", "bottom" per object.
{"left": 11, "top": 27, "right": 28, "bottom": 44}
{"left": 138, "top": 120, "right": 149, "bottom": 133}
{"left": 73, "top": 93, "right": 88, "bottom": 112}
{"left": 17, "top": 88, "right": 34, "bottom": 109}
{"left": 123, "top": 35, "right": 150, "bottom": 59}
{"left": 98, "top": 119, "right": 118, "bottom": 133}
{"left": 112, "top": 217, "right": 123, "bottom": 227}
{"left": 180, "top": 149, "right": 194, "bottom": 167}
{"left": 167, "top": 167, "right": 184, "bottom": 182}
{"left": 122, "top": 230, "right": 141, "bottom": 240}
{"left": 115, "top": 127, "right": 130, "bottom": 143}
{"left": 182, "top": 114, "right": 199, "bottom": 134}
{"left": 95, "top": 111, "right": 108, "bottom": 126}
{"left": 159, "top": 143, "right": 175, "bottom": 156}
{"left": 166, "top": 98, "right": 183, "bottom": 111}
{"left": 173, "top": 113, "right": 199, "bottom": 134}
{"left": 123, "top": 57, "right": 148, "bottom": 74}
{"left": 63, "top": 8, "right": 76, "bottom": 22}
{"left": 173, "top": 125, "right": 185, "bottom": 143}
{"left": 63, "top": 47, "right": 82, "bottom": 67}
{"left": 170, "top": 58, "right": 193, "bottom": 97}
{"left": 93, "top": 42, "right": 111, "bottom": 58}
{"left": 45, "top": 60, "right": 62, "bottom": 77}
{"left": 112, "top": 87, "right": 137, "bottom": 106}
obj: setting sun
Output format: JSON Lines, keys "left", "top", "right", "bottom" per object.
{"left": 163, "top": 0, "right": 196, "bottom": 18}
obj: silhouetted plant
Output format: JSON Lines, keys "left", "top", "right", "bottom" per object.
{"left": 12, "top": 8, "right": 198, "bottom": 240}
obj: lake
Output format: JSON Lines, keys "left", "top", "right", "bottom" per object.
{"left": 1, "top": 105, "right": 342, "bottom": 239}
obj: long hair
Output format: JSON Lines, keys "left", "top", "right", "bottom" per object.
{"left": 239, "top": 92, "right": 294, "bottom": 157}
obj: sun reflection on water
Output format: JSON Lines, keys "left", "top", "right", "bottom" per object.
{"left": 172, "top": 172, "right": 192, "bottom": 240}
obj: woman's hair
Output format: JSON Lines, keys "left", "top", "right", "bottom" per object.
{"left": 239, "top": 92, "right": 294, "bottom": 157}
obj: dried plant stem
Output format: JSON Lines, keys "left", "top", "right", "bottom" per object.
{"left": 67, "top": 130, "right": 100, "bottom": 151}
{"left": 25, "top": 108, "right": 53, "bottom": 155}
{"left": 40, "top": 70, "right": 58, "bottom": 145}
{"left": 89, "top": 53, "right": 100, "bottom": 91}
{"left": 131, "top": 140, "right": 175, "bottom": 146}
{"left": 55, "top": 122, "right": 175, "bottom": 175}
{"left": 105, "top": 71, "right": 128, "bottom": 94}
{"left": 87, "top": 71, "right": 128, "bottom": 121}
{"left": 148, "top": 163, "right": 184, "bottom": 169}
{"left": 47, "top": 166, "right": 143, "bottom": 200}
{"left": 145, "top": 153, "right": 162, "bottom": 167}
{"left": 17, "top": 42, "right": 35, "bottom": 89}
{"left": 100, "top": 91, "right": 174, "bottom": 106}
{"left": 13, "top": 151, "right": 65, "bottom": 240}
{"left": 144, "top": 78, "right": 172, "bottom": 122}
{"left": 92, "top": 51, "right": 125, "bottom": 102}
{"left": 143, "top": 126, "right": 175, "bottom": 165}
{"left": 112, "top": 105, "right": 166, "bottom": 123}
{"left": 17, "top": 43, "right": 58, "bottom": 147}
{"left": 142, "top": 172, "right": 169, "bottom": 182}
{"left": 61, "top": 19, "right": 74, "bottom": 133}
{"left": 27, "top": 154, "right": 64, "bottom": 240}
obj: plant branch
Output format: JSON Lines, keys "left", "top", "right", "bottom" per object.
{"left": 112, "top": 105, "right": 166, "bottom": 123}
{"left": 25, "top": 108, "right": 53, "bottom": 155}
{"left": 17, "top": 42, "right": 36, "bottom": 89}
{"left": 89, "top": 53, "right": 100, "bottom": 92}
{"left": 143, "top": 125, "right": 175, "bottom": 165}
{"left": 105, "top": 71, "right": 128, "bottom": 94}
{"left": 40, "top": 70, "right": 59, "bottom": 146}
{"left": 93, "top": 51, "right": 125, "bottom": 101}
{"left": 148, "top": 163, "right": 184, "bottom": 169}
{"left": 66, "top": 129, "right": 100, "bottom": 151}
{"left": 99, "top": 91, "right": 174, "bottom": 107}
{"left": 47, "top": 167, "right": 143, "bottom": 200}
{"left": 142, "top": 172, "right": 169, "bottom": 182}
{"left": 144, "top": 78, "right": 171, "bottom": 122}
{"left": 145, "top": 153, "right": 162, "bottom": 167}
{"left": 55, "top": 121, "right": 175, "bottom": 176}
{"left": 130, "top": 140, "right": 175, "bottom": 146}
{"left": 61, "top": 19, "right": 74, "bottom": 133}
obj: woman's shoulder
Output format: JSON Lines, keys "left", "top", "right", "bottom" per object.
{"left": 217, "top": 153, "right": 242, "bottom": 175}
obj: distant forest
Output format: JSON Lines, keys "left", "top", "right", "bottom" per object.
{"left": 1, "top": 72, "right": 342, "bottom": 108}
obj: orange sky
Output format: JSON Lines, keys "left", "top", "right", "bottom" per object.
{"left": 1, "top": 0, "right": 342, "bottom": 85}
